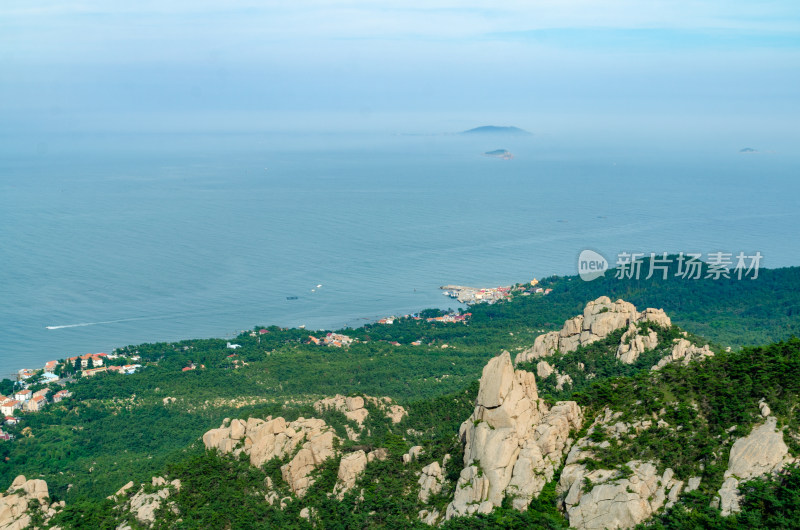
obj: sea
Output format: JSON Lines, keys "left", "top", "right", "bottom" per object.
{"left": 1, "top": 127, "right": 799, "bottom": 376}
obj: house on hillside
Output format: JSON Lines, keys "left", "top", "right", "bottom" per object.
{"left": 26, "top": 395, "right": 47, "bottom": 412}
{"left": 53, "top": 390, "right": 72, "bottom": 403}
{"left": 14, "top": 390, "right": 31, "bottom": 402}
{"left": 40, "top": 372, "right": 59, "bottom": 383}
{"left": 82, "top": 367, "right": 107, "bottom": 377}
{"left": 1, "top": 401, "right": 20, "bottom": 416}
{"left": 17, "top": 369, "right": 35, "bottom": 381}
{"left": 323, "top": 333, "right": 353, "bottom": 347}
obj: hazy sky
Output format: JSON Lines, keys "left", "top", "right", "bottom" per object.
{"left": 2, "top": 0, "right": 799, "bottom": 134}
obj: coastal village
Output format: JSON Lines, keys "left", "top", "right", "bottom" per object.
{"left": 302, "top": 278, "right": 551, "bottom": 348}
{"left": 0, "top": 353, "right": 142, "bottom": 441}
{"left": 2, "top": 279, "right": 548, "bottom": 439}
{"left": 441, "top": 278, "right": 551, "bottom": 304}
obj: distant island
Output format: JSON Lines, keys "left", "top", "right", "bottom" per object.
{"left": 461, "top": 125, "right": 531, "bottom": 135}
{"left": 484, "top": 149, "right": 513, "bottom": 160}
{"left": 740, "top": 147, "right": 758, "bottom": 153}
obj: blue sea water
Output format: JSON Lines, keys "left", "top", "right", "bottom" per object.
{"left": 1, "top": 129, "right": 799, "bottom": 376}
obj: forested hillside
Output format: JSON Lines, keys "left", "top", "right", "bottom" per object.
{"left": 2, "top": 263, "right": 800, "bottom": 529}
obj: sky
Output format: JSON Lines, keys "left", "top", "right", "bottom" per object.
{"left": 1, "top": 0, "right": 799, "bottom": 134}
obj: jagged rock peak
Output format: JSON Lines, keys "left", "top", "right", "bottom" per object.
{"left": 515, "top": 296, "right": 671, "bottom": 364}
{"left": 445, "top": 351, "right": 582, "bottom": 519}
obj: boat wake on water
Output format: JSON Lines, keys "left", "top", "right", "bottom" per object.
{"left": 46, "top": 315, "right": 168, "bottom": 330}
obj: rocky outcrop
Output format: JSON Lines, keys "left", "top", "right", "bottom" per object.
{"left": 113, "top": 476, "right": 181, "bottom": 526}
{"left": 280, "top": 427, "right": 338, "bottom": 497}
{"left": 0, "top": 476, "right": 59, "bottom": 530}
{"left": 419, "top": 509, "right": 441, "bottom": 525}
{"left": 333, "top": 450, "right": 368, "bottom": 499}
{"left": 203, "top": 416, "right": 340, "bottom": 498}
{"left": 560, "top": 460, "right": 682, "bottom": 530}
{"left": 313, "top": 394, "right": 407, "bottom": 426}
{"left": 715, "top": 416, "right": 794, "bottom": 516}
{"left": 516, "top": 297, "right": 671, "bottom": 364}
{"left": 535, "top": 361, "right": 574, "bottom": 391}
{"left": 314, "top": 395, "right": 370, "bottom": 425}
{"left": 445, "top": 352, "right": 582, "bottom": 518}
{"left": 554, "top": 407, "right": 687, "bottom": 529}
{"left": 418, "top": 456, "right": 450, "bottom": 503}
{"left": 616, "top": 324, "right": 659, "bottom": 364}
{"left": 403, "top": 446, "right": 424, "bottom": 464}
{"left": 536, "top": 361, "right": 554, "bottom": 379}
{"left": 651, "top": 338, "right": 713, "bottom": 371}
{"left": 367, "top": 448, "right": 389, "bottom": 463}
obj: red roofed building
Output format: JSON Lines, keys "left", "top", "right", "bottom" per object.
{"left": 0, "top": 401, "right": 20, "bottom": 417}
{"left": 26, "top": 395, "right": 47, "bottom": 412}
{"left": 53, "top": 390, "right": 72, "bottom": 403}
{"left": 14, "top": 389, "right": 31, "bottom": 402}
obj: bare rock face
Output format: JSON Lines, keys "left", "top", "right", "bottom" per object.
{"left": 0, "top": 475, "right": 56, "bottom": 530}
{"left": 314, "top": 395, "right": 368, "bottom": 425}
{"left": 418, "top": 458, "right": 449, "bottom": 502}
{"left": 333, "top": 450, "right": 368, "bottom": 499}
{"left": 203, "top": 415, "right": 340, "bottom": 498}
{"left": 313, "top": 394, "right": 407, "bottom": 427}
{"left": 555, "top": 408, "right": 685, "bottom": 529}
{"left": 367, "top": 448, "right": 389, "bottom": 463}
{"left": 560, "top": 460, "right": 682, "bottom": 530}
{"left": 506, "top": 401, "right": 582, "bottom": 510}
{"left": 280, "top": 427, "right": 338, "bottom": 497}
{"left": 516, "top": 297, "right": 671, "bottom": 364}
{"left": 536, "top": 361, "right": 554, "bottom": 379}
{"left": 651, "top": 339, "right": 713, "bottom": 371}
{"left": 418, "top": 508, "right": 441, "bottom": 525}
{"left": 616, "top": 324, "right": 659, "bottom": 364}
{"left": 715, "top": 416, "right": 794, "bottom": 516}
{"left": 445, "top": 352, "right": 582, "bottom": 519}
{"left": 403, "top": 446, "right": 424, "bottom": 464}
{"left": 114, "top": 481, "right": 135, "bottom": 498}
{"left": 115, "top": 477, "right": 181, "bottom": 526}
{"left": 536, "top": 360, "right": 573, "bottom": 392}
